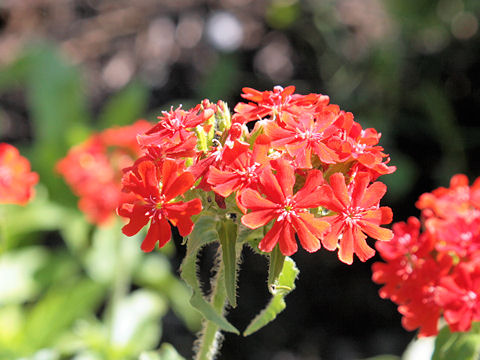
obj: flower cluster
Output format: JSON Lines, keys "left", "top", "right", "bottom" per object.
{"left": 0, "top": 143, "right": 38, "bottom": 205}
{"left": 372, "top": 174, "right": 480, "bottom": 337}
{"left": 57, "top": 120, "right": 151, "bottom": 225}
{"left": 118, "top": 86, "right": 395, "bottom": 264}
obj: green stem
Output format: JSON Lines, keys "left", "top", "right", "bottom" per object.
{"left": 195, "top": 253, "right": 228, "bottom": 360}
{"left": 105, "top": 222, "right": 131, "bottom": 356}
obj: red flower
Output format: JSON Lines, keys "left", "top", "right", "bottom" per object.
{"left": 435, "top": 262, "right": 480, "bottom": 332}
{"left": 118, "top": 158, "right": 202, "bottom": 251}
{"left": 207, "top": 136, "right": 270, "bottom": 212}
{"left": 137, "top": 104, "right": 214, "bottom": 160}
{"left": 57, "top": 120, "right": 151, "bottom": 225}
{"left": 264, "top": 110, "right": 340, "bottom": 168}
{"left": 240, "top": 159, "right": 330, "bottom": 255}
{"left": 417, "top": 174, "right": 480, "bottom": 223}
{"left": 332, "top": 115, "right": 396, "bottom": 178}
{"left": 321, "top": 172, "right": 393, "bottom": 264}
{"left": 0, "top": 143, "right": 38, "bottom": 205}
{"left": 234, "top": 85, "right": 327, "bottom": 123}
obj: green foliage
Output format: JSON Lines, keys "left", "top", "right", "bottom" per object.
{"left": 217, "top": 219, "right": 239, "bottom": 308}
{"left": 243, "top": 256, "right": 299, "bottom": 336}
{"left": 267, "top": 244, "right": 286, "bottom": 288}
{"left": 180, "top": 215, "right": 239, "bottom": 334}
{"left": 98, "top": 81, "right": 149, "bottom": 128}
{"left": 432, "top": 323, "right": 480, "bottom": 360}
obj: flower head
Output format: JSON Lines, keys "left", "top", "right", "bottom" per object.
{"left": 321, "top": 172, "right": 393, "bottom": 264}
{"left": 0, "top": 143, "right": 38, "bottom": 205}
{"left": 57, "top": 120, "right": 151, "bottom": 224}
{"left": 240, "top": 158, "right": 330, "bottom": 255}
{"left": 118, "top": 158, "right": 202, "bottom": 251}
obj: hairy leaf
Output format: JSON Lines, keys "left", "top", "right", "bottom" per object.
{"left": 217, "top": 219, "right": 240, "bottom": 308}
{"left": 180, "top": 216, "right": 239, "bottom": 334}
{"left": 243, "top": 256, "right": 299, "bottom": 336}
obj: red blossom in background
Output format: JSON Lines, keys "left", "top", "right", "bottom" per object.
{"left": 57, "top": 120, "right": 151, "bottom": 225}
{"left": 0, "top": 143, "right": 38, "bottom": 205}
{"left": 373, "top": 174, "right": 480, "bottom": 337}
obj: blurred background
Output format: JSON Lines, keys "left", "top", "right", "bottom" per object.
{"left": 0, "top": 0, "right": 480, "bottom": 359}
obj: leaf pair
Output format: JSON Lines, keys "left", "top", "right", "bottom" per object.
{"left": 180, "top": 215, "right": 299, "bottom": 336}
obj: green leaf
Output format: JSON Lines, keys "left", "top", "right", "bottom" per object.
{"left": 134, "top": 254, "right": 201, "bottom": 331}
{"left": 432, "top": 322, "right": 480, "bottom": 360}
{"left": 267, "top": 244, "right": 286, "bottom": 287}
{"left": 237, "top": 223, "right": 264, "bottom": 254}
{"left": 0, "top": 247, "right": 48, "bottom": 305}
{"left": 0, "top": 52, "right": 32, "bottom": 91}
{"left": 217, "top": 219, "right": 239, "bottom": 308}
{"left": 24, "top": 44, "right": 91, "bottom": 205}
{"left": 98, "top": 81, "right": 149, "bottom": 128}
{"left": 180, "top": 216, "right": 239, "bottom": 334}
{"left": 109, "top": 289, "right": 167, "bottom": 352}
{"left": 243, "top": 256, "right": 299, "bottom": 336}
{"left": 21, "top": 279, "right": 105, "bottom": 351}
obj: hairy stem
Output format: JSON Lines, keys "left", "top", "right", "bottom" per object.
{"left": 195, "top": 252, "right": 228, "bottom": 360}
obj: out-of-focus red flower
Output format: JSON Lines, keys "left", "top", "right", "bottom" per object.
{"left": 435, "top": 261, "right": 480, "bottom": 332}
{"left": 118, "top": 158, "right": 202, "bottom": 251}
{"left": 0, "top": 143, "right": 38, "bottom": 205}
{"left": 57, "top": 120, "right": 151, "bottom": 225}
{"left": 321, "top": 172, "right": 393, "bottom": 264}
{"left": 373, "top": 173, "right": 480, "bottom": 337}
{"left": 240, "top": 158, "right": 330, "bottom": 255}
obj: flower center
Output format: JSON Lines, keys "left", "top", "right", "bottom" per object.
{"left": 341, "top": 206, "right": 363, "bottom": 226}
{"left": 277, "top": 196, "right": 297, "bottom": 221}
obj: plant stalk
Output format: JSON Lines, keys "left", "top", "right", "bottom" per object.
{"left": 195, "top": 253, "right": 228, "bottom": 360}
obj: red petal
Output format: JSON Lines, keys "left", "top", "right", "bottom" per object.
{"left": 240, "top": 188, "right": 278, "bottom": 210}
{"left": 160, "top": 158, "right": 178, "bottom": 193}
{"left": 321, "top": 218, "right": 342, "bottom": 251}
{"left": 265, "top": 122, "right": 295, "bottom": 147}
{"left": 241, "top": 209, "right": 277, "bottom": 229}
{"left": 259, "top": 167, "right": 285, "bottom": 204}
{"left": 380, "top": 206, "right": 393, "bottom": 224}
{"left": 297, "top": 212, "right": 330, "bottom": 238}
{"left": 311, "top": 141, "right": 339, "bottom": 164}
{"left": 358, "top": 220, "right": 393, "bottom": 241}
{"left": 208, "top": 167, "right": 240, "bottom": 197}
{"left": 278, "top": 222, "right": 297, "bottom": 256}
{"left": 294, "top": 170, "right": 328, "bottom": 208}
{"left": 291, "top": 215, "right": 321, "bottom": 253}
{"left": 141, "top": 217, "right": 171, "bottom": 252}
{"left": 120, "top": 204, "right": 151, "bottom": 236}
{"left": 259, "top": 221, "right": 283, "bottom": 253}
{"left": 359, "top": 181, "right": 387, "bottom": 209}
{"left": 271, "top": 158, "right": 295, "bottom": 198}
{"left": 163, "top": 171, "right": 195, "bottom": 202}
{"left": 352, "top": 226, "right": 375, "bottom": 262}
{"left": 350, "top": 172, "right": 370, "bottom": 207}
{"left": 329, "top": 173, "right": 350, "bottom": 208}
{"left": 338, "top": 226, "right": 354, "bottom": 265}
